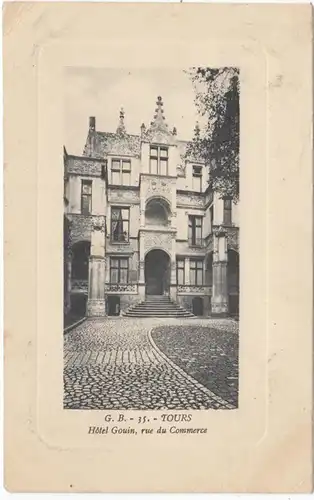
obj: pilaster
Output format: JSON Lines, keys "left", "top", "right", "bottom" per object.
{"left": 170, "top": 260, "right": 177, "bottom": 301}
{"left": 87, "top": 215, "right": 106, "bottom": 316}
{"left": 211, "top": 226, "right": 229, "bottom": 316}
{"left": 184, "top": 257, "right": 190, "bottom": 285}
{"left": 138, "top": 259, "right": 145, "bottom": 301}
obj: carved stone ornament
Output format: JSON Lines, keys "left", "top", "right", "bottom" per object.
{"left": 68, "top": 214, "right": 92, "bottom": 244}
{"left": 176, "top": 163, "right": 186, "bottom": 177}
{"left": 92, "top": 215, "right": 105, "bottom": 232}
{"left": 227, "top": 228, "right": 239, "bottom": 251}
{"left": 71, "top": 279, "right": 88, "bottom": 292}
{"left": 104, "top": 283, "right": 138, "bottom": 293}
{"left": 68, "top": 158, "right": 102, "bottom": 176}
{"left": 143, "top": 231, "right": 173, "bottom": 254}
{"left": 212, "top": 225, "right": 227, "bottom": 237}
{"left": 177, "top": 285, "right": 210, "bottom": 294}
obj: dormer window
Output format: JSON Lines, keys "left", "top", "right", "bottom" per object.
{"left": 192, "top": 165, "right": 202, "bottom": 192}
{"left": 111, "top": 158, "right": 131, "bottom": 185}
{"left": 149, "top": 146, "right": 168, "bottom": 175}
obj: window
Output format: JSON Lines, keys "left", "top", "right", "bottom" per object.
{"left": 176, "top": 259, "right": 185, "bottom": 285}
{"left": 188, "top": 215, "right": 203, "bottom": 246}
{"left": 111, "top": 159, "right": 131, "bottom": 185}
{"left": 81, "top": 180, "right": 92, "bottom": 215}
{"left": 190, "top": 259, "right": 203, "bottom": 286}
{"left": 210, "top": 205, "right": 214, "bottom": 228}
{"left": 110, "top": 258, "right": 129, "bottom": 284}
{"left": 192, "top": 165, "right": 202, "bottom": 192}
{"left": 110, "top": 207, "right": 130, "bottom": 242}
{"left": 223, "top": 198, "right": 232, "bottom": 225}
{"left": 149, "top": 146, "right": 168, "bottom": 175}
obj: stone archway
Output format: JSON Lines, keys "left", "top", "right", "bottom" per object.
{"left": 145, "top": 249, "right": 170, "bottom": 295}
{"left": 145, "top": 197, "right": 170, "bottom": 227}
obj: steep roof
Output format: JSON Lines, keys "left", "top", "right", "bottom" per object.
{"left": 95, "top": 131, "right": 141, "bottom": 157}
{"left": 82, "top": 98, "right": 204, "bottom": 161}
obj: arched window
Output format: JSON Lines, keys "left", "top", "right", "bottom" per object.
{"left": 145, "top": 198, "right": 170, "bottom": 226}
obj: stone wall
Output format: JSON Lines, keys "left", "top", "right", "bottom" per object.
{"left": 177, "top": 294, "right": 211, "bottom": 316}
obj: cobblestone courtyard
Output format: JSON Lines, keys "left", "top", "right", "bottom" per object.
{"left": 64, "top": 318, "right": 238, "bottom": 410}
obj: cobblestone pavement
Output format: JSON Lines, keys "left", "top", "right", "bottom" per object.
{"left": 64, "top": 318, "right": 238, "bottom": 410}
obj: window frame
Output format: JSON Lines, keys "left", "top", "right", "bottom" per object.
{"left": 210, "top": 204, "right": 214, "bottom": 229}
{"left": 192, "top": 165, "right": 203, "bottom": 192}
{"left": 149, "top": 145, "right": 169, "bottom": 175}
{"left": 110, "top": 257, "right": 129, "bottom": 284}
{"left": 223, "top": 198, "right": 232, "bottom": 225}
{"left": 176, "top": 258, "right": 185, "bottom": 285}
{"left": 81, "top": 179, "right": 92, "bottom": 215}
{"left": 110, "top": 158, "right": 131, "bottom": 186}
{"left": 190, "top": 259, "right": 204, "bottom": 286}
{"left": 110, "top": 206, "right": 130, "bottom": 243}
{"left": 188, "top": 215, "right": 203, "bottom": 247}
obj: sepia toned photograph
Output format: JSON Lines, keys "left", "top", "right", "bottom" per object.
{"left": 63, "top": 68, "right": 240, "bottom": 411}
{"left": 5, "top": 3, "right": 313, "bottom": 493}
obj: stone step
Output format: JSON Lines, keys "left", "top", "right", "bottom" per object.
{"left": 128, "top": 306, "right": 186, "bottom": 311}
{"left": 123, "top": 296, "right": 194, "bottom": 318}
{"left": 129, "top": 305, "right": 184, "bottom": 310}
{"left": 123, "top": 312, "right": 194, "bottom": 318}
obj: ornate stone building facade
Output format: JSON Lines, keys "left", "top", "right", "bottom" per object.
{"left": 64, "top": 96, "right": 239, "bottom": 317}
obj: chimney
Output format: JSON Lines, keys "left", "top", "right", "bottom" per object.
{"left": 89, "top": 116, "right": 96, "bottom": 131}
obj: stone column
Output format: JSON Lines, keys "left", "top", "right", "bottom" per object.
{"left": 169, "top": 232, "right": 177, "bottom": 301}
{"left": 138, "top": 232, "right": 146, "bottom": 301}
{"left": 138, "top": 259, "right": 145, "bottom": 301}
{"left": 87, "top": 215, "right": 106, "bottom": 316}
{"left": 169, "top": 260, "right": 177, "bottom": 301}
{"left": 211, "top": 226, "right": 228, "bottom": 316}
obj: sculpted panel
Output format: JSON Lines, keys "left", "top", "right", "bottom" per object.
{"left": 143, "top": 231, "right": 173, "bottom": 254}
{"left": 68, "top": 157, "right": 103, "bottom": 176}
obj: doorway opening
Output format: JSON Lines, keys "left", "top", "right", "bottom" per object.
{"left": 145, "top": 249, "right": 170, "bottom": 295}
{"left": 107, "top": 296, "right": 120, "bottom": 316}
{"left": 192, "top": 297, "right": 204, "bottom": 316}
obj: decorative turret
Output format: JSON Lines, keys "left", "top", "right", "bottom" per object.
{"left": 116, "top": 107, "right": 126, "bottom": 135}
{"left": 89, "top": 116, "right": 96, "bottom": 131}
{"left": 141, "top": 96, "right": 176, "bottom": 145}
{"left": 151, "top": 96, "right": 168, "bottom": 132}
{"left": 140, "top": 123, "right": 146, "bottom": 137}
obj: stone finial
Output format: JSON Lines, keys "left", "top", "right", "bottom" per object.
{"left": 153, "top": 96, "right": 165, "bottom": 123}
{"left": 116, "top": 107, "right": 126, "bottom": 135}
{"left": 140, "top": 123, "right": 146, "bottom": 137}
{"left": 89, "top": 116, "right": 96, "bottom": 131}
{"left": 172, "top": 126, "right": 177, "bottom": 136}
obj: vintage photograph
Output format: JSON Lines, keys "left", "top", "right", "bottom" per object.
{"left": 63, "top": 68, "right": 240, "bottom": 411}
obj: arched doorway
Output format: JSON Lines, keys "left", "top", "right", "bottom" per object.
{"left": 228, "top": 250, "right": 239, "bottom": 315}
{"left": 192, "top": 297, "right": 204, "bottom": 316}
{"left": 145, "top": 249, "right": 170, "bottom": 295}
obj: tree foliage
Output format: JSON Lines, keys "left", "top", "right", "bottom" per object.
{"left": 186, "top": 67, "right": 240, "bottom": 201}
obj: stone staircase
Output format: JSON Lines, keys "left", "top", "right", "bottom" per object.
{"left": 122, "top": 295, "right": 195, "bottom": 318}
